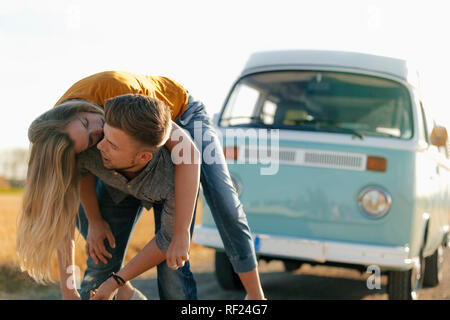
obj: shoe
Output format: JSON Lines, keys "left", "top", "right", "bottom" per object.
{"left": 130, "top": 288, "right": 148, "bottom": 300}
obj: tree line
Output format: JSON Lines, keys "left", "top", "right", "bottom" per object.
{"left": 0, "top": 147, "right": 29, "bottom": 186}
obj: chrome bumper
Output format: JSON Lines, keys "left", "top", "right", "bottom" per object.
{"left": 193, "top": 225, "right": 415, "bottom": 271}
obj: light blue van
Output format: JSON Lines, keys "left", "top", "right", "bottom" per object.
{"left": 193, "top": 50, "right": 450, "bottom": 300}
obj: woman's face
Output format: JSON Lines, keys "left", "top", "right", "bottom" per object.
{"left": 65, "top": 112, "right": 105, "bottom": 153}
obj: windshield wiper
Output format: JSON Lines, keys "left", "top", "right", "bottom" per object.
{"left": 361, "top": 131, "right": 399, "bottom": 138}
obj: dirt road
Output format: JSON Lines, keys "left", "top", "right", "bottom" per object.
{"left": 16, "top": 245, "right": 449, "bottom": 300}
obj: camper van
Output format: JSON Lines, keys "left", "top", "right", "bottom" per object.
{"left": 193, "top": 50, "right": 449, "bottom": 300}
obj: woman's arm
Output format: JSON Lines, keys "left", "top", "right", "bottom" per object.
{"left": 163, "top": 121, "right": 200, "bottom": 269}
{"left": 57, "top": 225, "right": 80, "bottom": 300}
{"left": 79, "top": 173, "right": 116, "bottom": 264}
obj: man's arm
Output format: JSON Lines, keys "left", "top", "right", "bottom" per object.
{"left": 91, "top": 237, "right": 165, "bottom": 300}
{"left": 79, "top": 173, "right": 116, "bottom": 264}
{"left": 91, "top": 192, "right": 185, "bottom": 299}
{"left": 163, "top": 121, "right": 200, "bottom": 269}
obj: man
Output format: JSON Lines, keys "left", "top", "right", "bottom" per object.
{"left": 73, "top": 94, "right": 198, "bottom": 299}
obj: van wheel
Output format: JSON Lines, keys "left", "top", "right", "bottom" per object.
{"left": 388, "top": 256, "right": 424, "bottom": 300}
{"left": 214, "top": 251, "right": 244, "bottom": 290}
{"left": 423, "top": 244, "right": 444, "bottom": 287}
{"left": 283, "top": 259, "right": 302, "bottom": 272}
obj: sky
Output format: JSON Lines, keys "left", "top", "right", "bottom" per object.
{"left": 1, "top": 0, "right": 449, "bottom": 151}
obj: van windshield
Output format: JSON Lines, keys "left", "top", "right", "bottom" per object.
{"left": 220, "top": 71, "right": 413, "bottom": 139}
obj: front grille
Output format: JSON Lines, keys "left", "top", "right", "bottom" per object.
{"left": 241, "top": 146, "right": 366, "bottom": 171}
{"left": 279, "top": 150, "right": 297, "bottom": 162}
{"left": 304, "top": 151, "right": 364, "bottom": 170}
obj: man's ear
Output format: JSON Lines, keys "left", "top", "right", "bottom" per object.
{"left": 137, "top": 150, "right": 153, "bottom": 164}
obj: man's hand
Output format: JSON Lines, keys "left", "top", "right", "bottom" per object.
{"left": 86, "top": 219, "right": 116, "bottom": 265}
{"left": 166, "top": 231, "right": 190, "bottom": 270}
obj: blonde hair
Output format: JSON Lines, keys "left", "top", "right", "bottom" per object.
{"left": 16, "top": 100, "right": 103, "bottom": 283}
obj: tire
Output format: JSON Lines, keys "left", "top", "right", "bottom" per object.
{"left": 423, "top": 243, "right": 444, "bottom": 287}
{"left": 283, "top": 259, "right": 302, "bottom": 272}
{"left": 388, "top": 255, "right": 424, "bottom": 300}
{"left": 214, "top": 251, "right": 244, "bottom": 290}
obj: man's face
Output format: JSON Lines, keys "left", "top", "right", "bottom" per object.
{"left": 96, "top": 123, "right": 151, "bottom": 172}
{"left": 65, "top": 112, "right": 105, "bottom": 153}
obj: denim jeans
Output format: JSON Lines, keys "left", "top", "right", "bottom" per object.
{"left": 177, "top": 95, "right": 257, "bottom": 274}
{"left": 76, "top": 178, "right": 198, "bottom": 300}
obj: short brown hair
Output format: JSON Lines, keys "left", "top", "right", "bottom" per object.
{"left": 104, "top": 94, "right": 172, "bottom": 151}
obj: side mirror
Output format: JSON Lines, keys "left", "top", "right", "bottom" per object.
{"left": 430, "top": 126, "right": 448, "bottom": 147}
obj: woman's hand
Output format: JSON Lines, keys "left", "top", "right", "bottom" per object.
{"left": 86, "top": 219, "right": 116, "bottom": 264}
{"left": 80, "top": 173, "right": 116, "bottom": 265}
{"left": 90, "top": 277, "right": 119, "bottom": 300}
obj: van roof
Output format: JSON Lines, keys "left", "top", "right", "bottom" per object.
{"left": 242, "top": 50, "right": 419, "bottom": 87}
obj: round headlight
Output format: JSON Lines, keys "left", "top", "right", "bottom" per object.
{"left": 358, "top": 186, "right": 391, "bottom": 219}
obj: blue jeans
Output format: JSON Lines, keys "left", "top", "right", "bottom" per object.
{"left": 76, "top": 179, "right": 198, "bottom": 300}
{"left": 177, "top": 95, "right": 257, "bottom": 273}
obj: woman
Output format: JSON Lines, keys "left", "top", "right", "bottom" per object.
{"left": 17, "top": 100, "right": 104, "bottom": 284}
{"left": 17, "top": 71, "right": 265, "bottom": 300}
